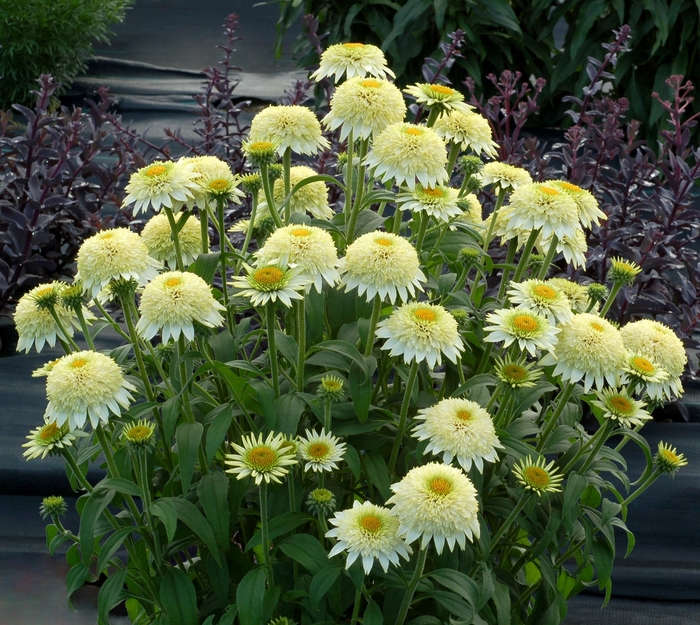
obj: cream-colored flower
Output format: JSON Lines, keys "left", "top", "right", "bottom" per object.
{"left": 608, "top": 257, "right": 642, "bottom": 286}
{"left": 311, "top": 43, "right": 395, "bottom": 82}
{"left": 654, "top": 442, "right": 688, "bottom": 475}
{"left": 364, "top": 123, "right": 448, "bottom": 191}
{"left": 404, "top": 83, "right": 474, "bottom": 116}
{"left": 621, "top": 353, "right": 669, "bottom": 387}
{"left": 537, "top": 227, "right": 588, "bottom": 270}
{"left": 433, "top": 109, "right": 498, "bottom": 157}
{"left": 140, "top": 213, "right": 203, "bottom": 268}
{"left": 45, "top": 351, "right": 135, "bottom": 430}
{"left": 376, "top": 302, "right": 464, "bottom": 369}
{"left": 75, "top": 229, "right": 161, "bottom": 297}
{"left": 297, "top": 428, "right": 346, "bottom": 472}
{"left": 22, "top": 421, "right": 81, "bottom": 460}
{"left": 327, "top": 501, "right": 411, "bottom": 574}
{"left": 323, "top": 77, "right": 406, "bottom": 140}
{"left": 397, "top": 185, "right": 462, "bottom": 222}
{"left": 543, "top": 313, "right": 627, "bottom": 392}
{"left": 513, "top": 456, "right": 563, "bottom": 496}
{"left": 546, "top": 278, "right": 594, "bottom": 313}
{"left": 136, "top": 271, "right": 225, "bottom": 342}
{"left": 338, "top": 231, "right": 425, "bottom": 303}
{"left": 484, "top": 308, "right": 559, "bottom": 357}
{"left": 259, "top": 165, "right": 333, "bottom": 220}
{"left": 591, "top": 388, "right": 652, "bottom": 427}
{"left": 548, "top": 180, "right": 606, "bottom": 229}
{"left": 480, "top": 162, "right": 532, "bottom": 193}
{"left": 225, "top": 431, "right": 298, "bottom": 485}
{"left": 507, "top": 280, "right": 573, "bottom": 325}
{"left": 388, "top": 462, "right": 480, "bottom": 554}
{"left": 413, "top": 398, "right": 503, "bottom": 470}
{"left": 122, "top": 419, "right": 157, "bottom": 447}
{"left": 248, "top": 105, "right": 330, "bottom": 156}
{"left": 122, "top": 160, "right": 200, "bottom": 215}
{"left": 256, "top": 224, "right": 339, "bottom": 293}
{"left": 195, "top": 168, "right": 245, "bottom": 208}
{"left": 231, "top": 263, "right": 310, "bottom": 307}
{"left": 619, "top": 319, "right": 686, "bottom": 400}
{"left": 494, "top": 355, "right": 542, "bottom": 388}
{"left": 14, "top": 283, "right": 77, "bottom": 353}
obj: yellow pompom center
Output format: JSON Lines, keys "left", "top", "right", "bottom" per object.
{"left": 455, "top": 409, "right": 472, "bottom": 421}
{"left": 165, "top": 277, "right": 182, "bottom": 287}
{"left": 249, "top": 141, "right": 274, "bottom": 150}
{"left": 291, "top": 228, "right": 311, "bottom": 237}
{"left": 361, "top": 79, "right": 381, "bottom": 88}
{"left": 414, "top": 309, "right": 436, "bottom": 322}
{"left": 254, "top": 267, "right": 284, "bottom": 285}
{"left": 101, "top": 233, "right": 114, "bottom": 239}
{"left": 308, "top": 443, "right": 330, "bottom": 459}
{"left": 660, "top": 449, "right": 679, "bottom": 463}
{"left": 248, "top": 446, "right": 276, "bottom": 469}
{"left": 513, "top": 315, "right": 538, "bottom": 332}
{"left": 430, "top": 85, "right": 455, "bottom": 95}
{"left": 359, "top": 514, "right": 382, "bottom": 533}
{"left": 540, "top": 186, "right": 559, "bottom": 195}
{"left": 503, "top": 364, "right": 527, "bottom": 381}
{"left": 632, "top": 357, "right": 654, "bottom": 373}
{"left": 422, "top": 187, "right": 445, "bottom": 197}
{"left": 533, "top": 285, "right": 557, "bottom": 299}
{"left": 209, "top": 179, "right": 229, "bottom": 191}
{"left": 127, "top": 425, "right": 151, "bottom": 440}
{"left": 70, "top": 358, "right": 88, "bottom": 369}
{"left": 40, "top": 422, "right": 60, "bottom": 440}
{"left": 590, "top": 322, "right": 604, "bottom": 332}
{"left": 559, "top": 181, "right": 582, "bottom": 192}
{"left": 322, "top": 379, "right": 343, "bottom": 392}
{"left": 523, "top": 466, "right": 549, "bottom": 488}
{"left": 429, "top": 477, "right": 452, "bottom": 496}
{"left": 374, "top": 237, "right": 394, "bottom": 247}
{"left": 609, "top": 396, "right": 633, "bottom": 413}
{"left": 36, "top": 286, "right": 54, "bottom": 297}
{"left": 405, "top": 127, "right": 424, "bottom": 136}
{"left": 146, "top": 165, "right": 167, "bottom": 177}
{"left": 343, "top": 43, "right": 364, "bottom": 48}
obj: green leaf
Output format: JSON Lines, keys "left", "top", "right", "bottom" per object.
{"left": 451, "top": 374, "right": 498, "bottom": 398}
{"left": 382, "top": 0, "right": 432, "bottom": 51}
{"left": 206, "top": 550, "right": 230, "bottom": 602}
{"left": 353, "top": 209, "right": 387, "bottom": 237}
{"left": 310, "top": 563, "right": 342, "bottom": 609}
{"left": 363, "top": 599, "right": 384, "bottom": 625}
{"left": 246, "top": 512, "right": 312, "bottom": 552}
{"left": 345, "top": 444, "right": 362, "bottom": 479}
{"left": 176, "top": 422, "right": 203, "bottom": 494}
{"left": 236, "top": 567, "right": 267, "bottom": 625}
{"left": 162, "top": 396, "right": 182, "bottom": 442}
{"left": 481, "top": 0, "right": 522, "bottom": 34}
{"left": 66, "top": 562, "right": 90, "bottom": 599}
{"left": 151, "top": 498, "right": 177, "bottom": 543}
{"left": 305, "top": 350, "right": 351, "bottom": 371}
{"left": 349, "top": 356, "right": 375, "bottom": 422}
{"left": 593, "top": 537, "right": 614, "bottom": 589}
{"left": 97, "top": 568, "right": 127, "bottom": 625}
{"left": 426, "top": 591, "right": 473, "bottom": 618}
{"left": 433, "top": 0, "right": 448, "bottom": 29}
{"left": 275, "top": 329, "right": 298, "bottom": 364}
{"left": 205, "top": 405, "right": 234, "bottom": 465}
{"left": 274, "top": 393, "right": 306, "bottom": 435}
{"left": 159, "top": 566, "right": 198, "bottom": 625}
{"left": 79, "top": 488, "right": 115, "bottom": 566}
{"left": 95, "top": 478, "right": 142, "bottom": 497}
{"left": 197, "top": 472, "right": 231, "bottom": 551}
{"left": 96, "top": 527, "right": 133, "bottom": 574}
{"left": 429, "top": 569, "right": 479, "bottom": 606}
{"left": 279, "top": 534, "right": 329, "bottom": 575}
{"left": 168, "top": 497, "right": 221, "bottom": 564}
{"left": 188, "top": 252, "right": 221, "bottom": 284}
{"left": 363, "top": 450, "right": 392, "bottom": 501}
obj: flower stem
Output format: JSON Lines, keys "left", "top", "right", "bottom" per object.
{"left": 415, "top": 212, "right": 430, "bottom": 252}
{"left": 621, "top": 468, "right": 662, "bottom": 507}
{"left": 394, "top": 546, "right": 429, "bottom": 625}
{"left": 344, "top": 130, "right": 355, "bottom": 224}
{"left": 215, "top": 198, "right": 234, "bottom": 333}
{"left": 482, "top": 188, "right": 507, "bottom": 253}
{"left": 296, "top": 297, "right": 306, "bottom": 391}
{"left": 238, "top": 191, "right": 258, "bottom": 271}
{"left": 346, "top": 138, "right": 370, "bottom": 243}
{"left": 163, "top": 206, "right": 185, "bottom": 271}
{"left": 283, "top": 147, "right": 292, "bottom": 224}
{"left": 121, "top": 298, "right": 155, "bottom": 403}
{"left": 599, "top": 281, "right": 622, "bottom": 317}
{"left": 73, "top": 305, "right": 95, "bottom": 350}
{"left": 350, "top": 586, "right": 363, "bottom": 625}
{"left": 364, "top": 295, "right": 382, "bottom": 357}
{"left": 260, "top": 163, "right": 283, "bottom": 229}
{"left": 512, "top": 228, "right": 540, "bottom": 284}
{"left": 489, "top": 491, "right": 528, "bottom": 551}
{"left": 388, "top": 360, "right": 420, "bottom": 474}
{"left": 577, "top": 419, "right": 615, "bottom": 473}
{"left": 536, "top": 234, "right": 559, "bottom": 280}
{"left": 323, "top": 400, "right": 332, "bottom": 431}
{"left": 259, "top": 481, "right": 275, "bottom": 587}
{"left": 48, "top": 308, "right": 79, "bottom": 351}
{"left": 496, "top": 239, "right": 519, "bottom": 301}
{"left": 200, "top": 206, "right": 210, "bottom": 253}
{"left": 446, "top": 143, "right": 460, "bottom": 177}
{"left": 537, "top": 383, "right": 574, "bottom": 452}
{"left": 266, "top": 302, "right": 281, "bottom": 397}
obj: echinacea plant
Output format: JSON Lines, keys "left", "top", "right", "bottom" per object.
{"left": 18, "top": 35, "right": 689, "bottom": 625}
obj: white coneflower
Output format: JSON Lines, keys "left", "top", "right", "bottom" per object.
{"left": 225, "top": 431, "right": 298, "bottom": 485}
{"left": 537, "top": 227, "right": 588, "bottom": 270}
{"left": 22, "top": 421, "right": 81, "bottom": 460}
{"left": 45, "top": 351, "right": 135, "bottom": 430}
{"left": 375, "top": 302, "right": 464, "bottom": 369}
{"left": 297, "top": 429, "right": 346, "bottom": 472}
{"left": 507, "top": 280, "right": 573, "bottom": 325}
{"left": 494, "top": 355, "right": 543, "bottom": 388}
{"left": 122, "top": 160, "right": 200, "bottom": 215}
{"left": 621, "top": 353, "right": 669, "bottom": 388}
{"left": 140, "top": 213, "right": 203, "bottom": 268}
{"left": 413, "top": 398, "right": 503, "bottom": 470}
{"left": 548, "top": 180, "right": 606, "bottom": 229}
{"left": 122, "top": 419, "right": 157, "bottom": 447}
{"left": 433, "top": 109, "right": 498, "bottom": 157}
{"left": 591, "top": 388, "right": 652, "bottom": 427}
{"left": 364, "top": 123, "right": 448, "bottom": 191}
{"left": 388, "top": 462, "right": 480, "bottom": 554}
{"left": 484, "top": 308, "right": 559, "bottom": 357}
{"left": 231, "top": 263, "right": 310, "bottom": 308}
{"left": 654, "top": 442, "right": 688, "bottom": 476}
{"left": 136, "top": 271, "right": 225, "bottom": 342}
{"left": 338, "top": 231, "right": 425, "bottom": 304}
{"left": 310, "top": 43, "right": 395, "bottom": 82}
{"left": 323, "top": 77, "right": 406, "bottom": 140}
{"left": 326, "top": 501, "right": 411, "bottom": 574}
{"left": 404, "top": 83, "right": 474, "bottom": 116}
{"left": 75, "top": 229, "right": 161, "bottom": 297}
{"left": 479, "top": 162, "right": 532, "bottom": 193}
{"left": 259, "top": 165, "right": 333, "bottom": 220}
{"left": 397, "top": 185, "right": 462, "bottom": 222}
{"left": 248, "top": 105, "right": 330, "bottom": 156}
{"left": 14, "top": 283, "right": 78, "bottom": 353}
{"left": 256, "top": 225, "right": 339, "bottom": 293}
{"left": 512, "top": 456, "right": 563, "bottom": 496}
{"left": 546, "top": 278, "right": 594, "bottom": 313}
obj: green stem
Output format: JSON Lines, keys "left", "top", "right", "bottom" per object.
{"left": 446, "top": 143, "right": 460, "bottom": 178}
{"left": 388, "top": 361, "right": 420, "bottom": 474}
{"left": 485, "top": 384, "right": 503, "bottom": 412}
{"left": 48, "top": 308, "right": 79, "bottom": 351}
{"left": 496, "top": 239, "right": 519, "bottom": 301}
{"left": 364, "top": 295, "right": 382, "bottom": 357}
{"left": 621, "top": 469, "right": 662, "bottom": 507}
{"left": 350, "top": 586, "right": 363, "bottom": 625}
{"left": 536, "top": 234, "right": 559, "bottom": 280}
{"left": 537, "top": 383, "right": 574, "bottom": 452}
{"left": 614, "top": 423, "right": 645, "bottom": 454}
{"left": 260, "top": 163, "right": 283, "bottom": 229}
{"left": 93, "top": 301, "right": 131, "bottom": 342}
{"left": 512, "top": 229, "right": 541, "bottom": 284}
{"left": 346, "top": 138, "right": 369, "bottom": 243}
{"left": 323, "top": 400, "right": 332, "bottom": 432}
{"left": 73, "top": 305, "right": 95, "bottom": 350}
{"left": 283, "top": 147, "right": 292, "bottom": 224}
{"left": 238, "top": 191, "right": 258, "bottom": 270}
{"left": 121, "top": 298, "right": 156, "bottom": 403}
{"left": 62, "top": 450, "right": 93, "bottom": 493}
{"left": 415, "top": 212, "right": 430, "bottom": 252}
{"left": 425, "top": 107, "right": 440, "bottom": 128}
{"left": 577, "top": 419, "right": 615, "bottom": 473}
{"left": 163, "top": 206, "right": 185, "bottom": 271}
{"left": 134, "top": 449, "right": 163, "bottom": 572}
{"left": 489, "top": 491, "right": 528, "bottom": 551}
{"left": 392, "top": 207, "right": 403, "bottom": 234}
{"left": 266, "top": 302, "right": 280, "bottom": 397}
{"left": 200, "top": 206, "right": 210, "bottom": 254}
{"left": 259, "top": 482, "right": 275, "bottom": 587}
{"left": 296, "top": 297, "right": 306, "bottom": 392}
{"left": 394, "top": 547, "right": 429, "bottom": 625}
{"left": 599, "top": 282, "right": 622, "bottom": 318}
{"left": 288, "top": 470, "right": 297, "bottom": 512}
{"left": 215, "top": 198, "right": 234, "bottom": 334}
{"left": 344, "top": 130, "right": 354, "bottom": 223}
{"left": 482, "top": 189, "right": 507, "bottom": 253}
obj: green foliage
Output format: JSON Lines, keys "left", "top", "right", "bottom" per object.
{"left": 0, "top": 0, "right": 132, "bottom": 108}
{"left": 279, "top": 0, "right": 700, "bottom": 136}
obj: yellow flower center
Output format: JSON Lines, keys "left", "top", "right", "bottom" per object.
{"left": 503, "top": 364, "right": 527, "bottom": 381}
{"left": 249, "top": 141, "right": 274, "bottom": 151}
{"left": 145, "top": 164, "right": 167, "bottom": 177}
{"left": 414, "top": 308, "right": 436, "bottom": 322}
{"left": 513, "top": 315, "right": 538, "bottom": 332}
{"left": 322, "top": 380, "right": 343, "bottom": 392}
{"left": 40, "top": 422, "right": 60, "bottom": 440}
{"left": 248, "top": 446, "right": 276, "bottom": 470}
{"left": 70, "top": 358, "right": 88, "bottom": 369}
{"left": 590, "top": 322, "right": 604, "bottom": 332}
{"left": 540, "top": 186, "right": 559, "bottom": 195}
{"left": 254, "top": 267, "right": 284, "bottom": 285}
{"left": 291, "top": 228, "right": 311, "bottom": 237}
{"left": 660, "top": 449, "right": 679, "bottom": 463}
{"left": 422, "top": 187, "right": 445, "bottom": 198}
{"left": 101, "top": 233, "right": 114, "bottom": 239}
{"left": 36, "top": 286, "right": 54, "bottom": 297}
{"left": 361, "top": 79, "right": 381, "bottom": 88}
{"left": 308, "top": 442, "right": 330, "bottom": 459}
{"left": 609, "top": 395, "right": 633, "bottom": 413}
{"left": 404, "top": 127, "right": 424, "bottom": 136}
{"left": 533, "top": 285, "right": 556, "bottom": 300}
{"left": 455, "top": 409, "right": 471, "bottom": 421}
{"left": 632, "top": 356, "right": 654, "bottom": 373}
{"left": 209, "top": 179, "right": 229, "bottom": 191}
{"left": 343, "top": 43, "right": 364, "bottom": 48}
{"left": 374, "top": 237, "right": 394, "bottom": 247}
{"left": 523, "top": 466, "right": 549, "bottom": 488}
{"left": 359, "top": 514, "right": 382, "bottom": 533}
{"left": 428, "top": 477, "right": 452, "bottom": 496}
{"left": 165, "top": 277, "right": 182, "bottom": 287}
{"left": 430, "top": 84, "right": 455, "bottom": 95}
{"left": 559, "top": 181, "right": 581, "bottom": 192}
{"left": 127, "top": 425, "right": 151, "bottom": 440}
